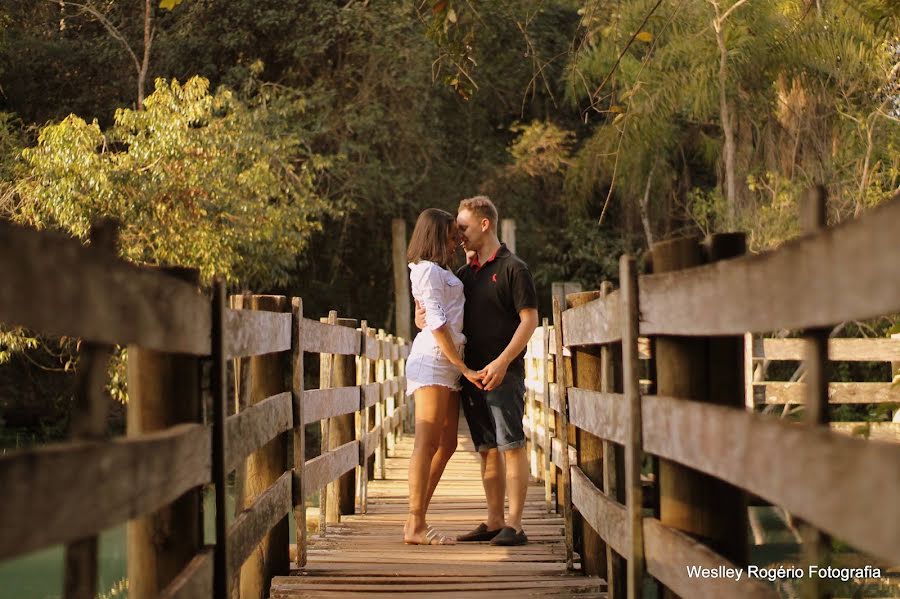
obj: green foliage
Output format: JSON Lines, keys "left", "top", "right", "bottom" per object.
{"left": 14, "top": 77, "right": 334, "bottom": 287}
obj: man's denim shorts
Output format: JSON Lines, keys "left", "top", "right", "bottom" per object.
{"left": 460, "top": 373, "right": 526, "bottom": 452}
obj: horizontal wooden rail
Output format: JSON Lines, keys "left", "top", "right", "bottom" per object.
{"left": 0, "top": 423, "right": 210, "bottom": 561}
{"left": 756, "top": 382, "right": 898, "bottom": 404}
{"left": 569, "top": 466, "right": 628, "bottom": 556}
{"left": 642, "top": 518, "right": 777, "bottom": 599}
{"left": 302, "top": 387, "right": 360, "bottom": 425}
{"left": 640, "top": 198, "right": 900, "bottom": 336}
{"left": 567, "top": 388, "right": 627, "bottom": 445}
{"left": 363, "top": 426, "right": 383, "bottom": 458}
{"left": 641, "top": 395, "right": 900, "bottom": 563}
{"left": 362, "top": 335, "right": 381, "bottom": 360}
{"left": 561, "top": 290, "right": 622, "bottom": 347}
{"left": 225, "top": 392, "right": 293, "bottom": 473}
{"left": 223, "top": 309, "right": 292, "bottom": 359}
{"left": 550, "top": 437, "right": 577, "bottom": 469}
{"left": 228, "top": 471, "right": 292, "bottom": 576}
{"left": 158, "top": 546, "right": 214, "bottom": 599}
{"left": 303, "top": 440, "right": 359, "bottom": 498}
{"left": 547, "top": 383, "right": 563, "bottom": 412}
{"left": 752, "top": 337, "right": 900, "bottom": 361}
{"left": 0, "top": 220, "right": 211, "bottom": 355}
{"left": 831, "top": 422, "right": 900, "bottom": 442}
{"left": 301, "top": 318, "right": 360, "bottom": 355}
{"left": 362, "top": 383, "right": 381, "bottom": 408}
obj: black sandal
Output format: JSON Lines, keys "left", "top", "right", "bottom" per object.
{"left": 490, "top": 526, "right": 528, "bottom": 546}
{"left": 456, "top": 522, "right": 503, "bottom": 542}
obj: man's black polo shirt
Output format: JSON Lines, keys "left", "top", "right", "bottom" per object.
{"left": 456, "top": 243, "right": 538, "bottom": 376}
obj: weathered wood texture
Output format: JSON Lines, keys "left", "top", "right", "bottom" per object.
{"left": 752, "top": 337, "right": 900, "bottom": 361}
{"left": 158, "top": 547, "right": 214, "bottom": 599}
{"left": 756, "top": 381, "right": 898, "bottom": 404}
{"left": 229, "top": 471, "right": 293, "bottom": 578}
{"left": 640, "top": 198, "right": 900, "bottom": 336}
{"left": 277, "top": 424, "right": 605, "bottom": 598}
{"left": 561, "top": 290, "right": 621, "bottom": 347}
{"left": 304, "top": 441, "right": 361, "bottom": 498}
{"left": 0, "top": 220, "right": 211, "bottom": 355}
{"left": 0, "top": 424, "right": 210, "bottom": 561}
{"left": 303, "top": 387, "right": 361, "bottom": 425}
{"left": 642, "top": 518, "right": 777, "bottom": 599}
{"left": 225, "top": 392, "right": 293, "bottom": 473}
{"left": 301, "top": 317, "right": 360, "bottom": 355}
{"left": 641, "top": 394, "right": 900, "bottom": 564}
{"left": 570, "top": 466, "right": 628, "bottom": 557}
{"left": 223, "top": 308, "right": 292, "bottom": 359}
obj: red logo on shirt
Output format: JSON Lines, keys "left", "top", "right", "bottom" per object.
{"left": 491, "top": 273, "right": 497, "bottom": 283}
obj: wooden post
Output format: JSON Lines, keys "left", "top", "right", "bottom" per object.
{"left": 567, "top": 290, "right": 607, "bottom": 580}
{"left": 551, "top": 282, "right": 582, "bottom": 314}
{"left": 291, "top": 298, "right": 307, "bottom": 567}
{"left": 64, "top": 220, "right": 116, "bottom": 599}
{"left": 392, "top": 219, "right": 411, "bottom": 342}
{"left": 542, "top": 318, "right": 553, "bottom": 513}
{"left": 799, "top": 185, "right": 832, "bottom": 598}
{"left": 620, "top": 257, "right": 645, "bottom": 599}
{"left": 239, "top": 295, "right": 290, "bottom": 599}
{"left": 551, "top": 297, "right": 575, "bottom": 570}
{"left": 892, "top": 334, "right": 900, "bottom": 424}
{"left": 126, "top": 267, "right": 202, "bottom": 599}
{"left": 375, "top": 330, "right": 387, "bottom": 480}
{"left": 599, "top": 281, "right": 627, "bottom": 599}
{"left": 652, "top": 235, "right": 748, "bottom": 598}
{"left": 324, "top": 317, "right": 357, "bottom": 522}
{"left": 210, "top": 280, "right": 228, "bottom": 599}
{"left": 501, "top": 218, "right": 517, "bottom": 254}
{"left": 318, "top": 312, "right": 337, "bottom": 536}
{"left": 384, "top": 333, "right": 397, "bottom": 456}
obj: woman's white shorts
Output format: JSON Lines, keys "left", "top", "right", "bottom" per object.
{"left": 405, "top": 345, "right": 463, "bottom": 395}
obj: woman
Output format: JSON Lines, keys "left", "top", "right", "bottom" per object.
{"left": 403, "top": 208, "right": 483, "bottom": 545}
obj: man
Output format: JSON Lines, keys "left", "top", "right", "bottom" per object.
{"left": 415, "top": 195, "right": 538, "bottom": 546}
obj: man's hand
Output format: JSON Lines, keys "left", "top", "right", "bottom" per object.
{"left": 478, "top": 356, "right": 510, "bottom": 391}
{"left": 414, "top": 299, "right": 426, "bottom": 330}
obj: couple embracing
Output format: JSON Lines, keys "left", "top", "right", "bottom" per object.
{"left": 402, "top": 196, "right": 538, "bottom": 547}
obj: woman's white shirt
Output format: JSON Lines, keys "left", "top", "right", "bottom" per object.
{"left": 408, "top": 261, "right": 466, "bottom": 350}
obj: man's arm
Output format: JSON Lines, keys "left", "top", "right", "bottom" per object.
{"left": 479, "top": 307, "right": 538, "bottom": 391}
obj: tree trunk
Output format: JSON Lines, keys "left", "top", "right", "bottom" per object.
{"left": 138, "top": 0, "right": 153, "bottom": 110}
{"left": 714, "top": 21, "right": 738, "bottom": 226}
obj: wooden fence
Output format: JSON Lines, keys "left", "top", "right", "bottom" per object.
{"left": 0, "top": 219, "right": 410, "bottom": 598}
{"left": 523, "top": 195, "right": 900, "bottom": 599}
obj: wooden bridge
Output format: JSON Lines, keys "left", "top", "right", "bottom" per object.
{"left": 1, "top": 192, "right": 899, "bottom": 599}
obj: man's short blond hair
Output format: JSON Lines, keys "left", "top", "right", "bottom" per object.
{"left": 458, "top": 195, "right": 499, "bottom": 229}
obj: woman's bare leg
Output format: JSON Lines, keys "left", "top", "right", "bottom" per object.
{"left": 404, "top": 386, "right": 456, "bottom": 543}
{"left": 424, "top": 391, "right": 460, "bottom": 510}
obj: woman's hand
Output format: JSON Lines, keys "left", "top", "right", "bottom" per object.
{"left": 462, "top": 367, "right": 484, "bottom": 390}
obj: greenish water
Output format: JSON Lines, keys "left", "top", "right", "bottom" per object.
{"left": 0, "top": 487, "right": 305, "bottom": 599}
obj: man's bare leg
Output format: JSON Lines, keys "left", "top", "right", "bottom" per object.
{"left": 503, "top": 446, "right": 530, "bottom": 532}
{"left": 481, "top": 448, "right": 507, "bottom": 530}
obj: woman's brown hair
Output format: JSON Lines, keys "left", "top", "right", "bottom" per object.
{"left": 407, "top": 208, "right": 457, "bottom": 268}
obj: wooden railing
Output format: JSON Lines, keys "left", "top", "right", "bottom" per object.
{"left": 523, "top": 195, "right": 900, "bottom": 598}
{"left": 0, "top": 219, "right": 410, "bottom": 598}
{"left": 745, "top": 334, "right": 900, "bottom": 441}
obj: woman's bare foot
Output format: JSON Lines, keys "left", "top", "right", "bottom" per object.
{"left": 404, "top": 524, "right": 457, "bottom": 545}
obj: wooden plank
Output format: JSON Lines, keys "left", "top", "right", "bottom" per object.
{"left": 753, "top": 337, "right": 900, "bottom": 361}
{"left": 561, "top": 290, "right": 622, "bottom": 346}
{"left": 547, "top": 383, "right": 562, "bottom": 412}
{"left": 361, "top": 383, "right": 381, "bottom": 409}
{"left": 642, "top": 518, "right": 778, "bottom": 599}
{"left": 223, "top": 309, "right": 292, "bottom": 359}
{"left": 225, "top": 392, "right": 293, "bottom": 473}
{"left": 399, "top": 344, "right": 410, "bottom": 359}
{"left": 569, "top": 466, "right": 629, "bottom": 557}
{"left": 757, "top": 382, "right": 898, "bottom": 404}
{"left": 303, "top": 387, "right": 361, "bottom": 425}
{"left": 228, "top": 471, "right": 293, "bottom": 575}
{"left": 362, "top": 335, "right": 380, "bottom": 361}
{"left": 639, "top": 197, "right": 900, "bottom": 336}
{"left": 304, "top": 441, "right": 360, "bottom": 498}
{"left": 158, "top": 547, "right": 213, "bottom": 599}
{"left": 302, "top": 318, "right": 360, "bottom": 356}
{"left": 363, "top": 426, "right": 383, "bottom": 458}
{"left": 567, "top": 388, "right": 627, "bottom": 445}
{"left": 549, "top": 437, "right": 577, "bottom": 469}
{"left": 0, "top": 423, "right": 210, "bottom": 561}
{"left": 0, "top": 220, "right": 210, "bottom": 355}
{"left": 641, "top": 395, "right": 900, "bottom": 564}
{"left": 831, "top": 422, "right": 900, "bottom": 442}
